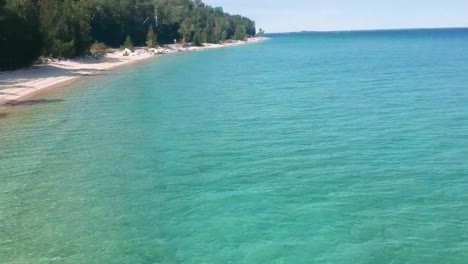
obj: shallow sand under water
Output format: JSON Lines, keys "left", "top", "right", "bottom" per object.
{"left": 0, "top": 37, "right": 266, "bottom": 111}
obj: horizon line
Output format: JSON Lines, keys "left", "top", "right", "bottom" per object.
{"left": 266, "top": 26, "right": 468, "bottom": 34}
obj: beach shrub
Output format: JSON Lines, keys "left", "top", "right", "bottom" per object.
{"left": 90, "top": 41, "right": 107, "bottom": 56}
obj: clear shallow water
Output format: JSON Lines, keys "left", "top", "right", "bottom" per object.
{"left": 1, "top": 29, "right": 468, "bottom": 263}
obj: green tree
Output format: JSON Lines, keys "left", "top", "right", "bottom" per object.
{"left": 192, "top": 29, "right": 203, "bottom": 46}
{"left": 123, "top": 35, "right": 134, "bottom": 51}
{"left": 39, "top": 0, "right": 93, "bottom": 57}
{"left": 0, "top": 0, "right": 42, "bottom": 70}
{"left": 234, "top": 25, "right": 246, "bottom": 40}
{"left": 147, "top": 25, "right": 157, "bottom": 48}
{"left": 256, "top": 28, "right": 265, "bottom": 37}
{"left": 179, "top": 17, "right": 195, "bottom": 42}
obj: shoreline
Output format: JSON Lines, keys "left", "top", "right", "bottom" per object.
{"left": 0, "top": 37, "right": 266, "bottom": 111}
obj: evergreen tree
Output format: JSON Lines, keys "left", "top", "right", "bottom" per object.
{"left": 123, "top": 35, "right": 134, "bottom": 51}
{"left": 147, "top": 25, "right": 157, "bottom": 48}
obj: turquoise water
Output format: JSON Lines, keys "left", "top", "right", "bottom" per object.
{"left": 1, "top": 29, "right": 468, "bottom": 263}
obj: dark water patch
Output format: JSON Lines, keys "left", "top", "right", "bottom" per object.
{"left": 0, "top": 112, "right": 7, "bottom": 119}
{"left": 3, "top": 99, "right": 64, "bottom": 107}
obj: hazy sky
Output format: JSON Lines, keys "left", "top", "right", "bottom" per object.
{"left": 203, "top": 0, "right": 468, "bottom": 33}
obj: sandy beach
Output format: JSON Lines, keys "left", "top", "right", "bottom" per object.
{"left": 0, "top": 37, "right": 265, "bottom": 108}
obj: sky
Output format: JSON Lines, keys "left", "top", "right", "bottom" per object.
{"left": 203, "top": 0, "right": 468, "bottom": 33}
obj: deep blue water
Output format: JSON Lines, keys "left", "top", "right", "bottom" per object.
{"left": 1, "top": 29, "right": 468, "bottom": 263}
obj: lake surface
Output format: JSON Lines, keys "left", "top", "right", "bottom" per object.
{"left": 1, "top": 29, "right": 468, "bottom": 263}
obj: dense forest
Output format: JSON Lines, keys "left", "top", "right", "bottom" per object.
{"left": 0, "top": 0, "right": 257, "bottom": 70}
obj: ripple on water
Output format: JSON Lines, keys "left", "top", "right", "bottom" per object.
{"left": 1, "top": 30, "right": 468, "bottom": 263}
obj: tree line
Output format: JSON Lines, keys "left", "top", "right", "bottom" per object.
{"left": 0, "top": 0, "right": 257, "bottom": 70}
